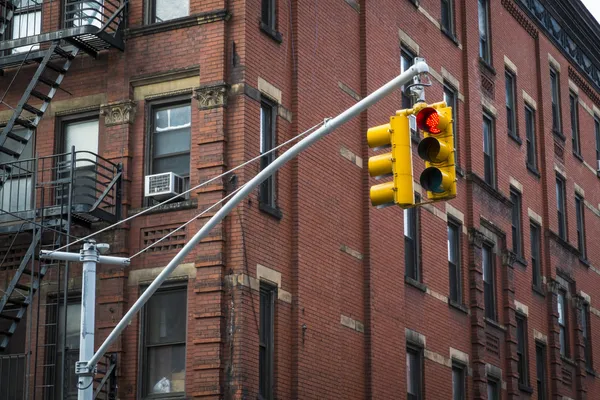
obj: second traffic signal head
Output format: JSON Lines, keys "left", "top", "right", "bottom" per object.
{"left": 415, "top": 104, "right": 457, "bottom": 200}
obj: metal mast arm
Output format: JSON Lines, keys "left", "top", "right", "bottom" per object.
{"left": 86, "top": 60, "right": 430, "bottom": 368}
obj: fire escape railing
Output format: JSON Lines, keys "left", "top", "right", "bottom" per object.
{"left": 0, "top": 150, "right": 122, "bottom": 225}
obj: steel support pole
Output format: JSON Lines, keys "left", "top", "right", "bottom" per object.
{"left": 86, "top": 61, "right": 430, "bottom": 369}
{"left": 77, "top": 241, "right": 98, "bottom": 400}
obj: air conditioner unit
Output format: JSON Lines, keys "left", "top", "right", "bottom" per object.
{"left": 144, "top": 172, "right": 184, "bottom": 201}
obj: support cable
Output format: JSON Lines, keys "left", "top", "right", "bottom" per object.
{"left": 49, "top": 119, "right": 326, "bottom": 253}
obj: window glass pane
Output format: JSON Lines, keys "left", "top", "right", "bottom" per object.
{"left": 404, "top": 208, "right": 413, "bottom": 238}
{"left": 64, "top": 119, "right": 99, "bottom": 166}
{"left": 448, "top": 224, "right": 457, "bottom": 263}
{"left": 146, "top": 344, "right": 186, "bottom": 394}
{"left": 153, "top": 128, "right": 191, "bottom": 157}
{"left": 155, "top": 0, "right": 189, "bottom": 22}
{"left": 260, "top": 105, "right": 273, "bottom": 154}
{"left": 11, "top": 11, "right": 41, "bottom": 53}
{"left": 153, "top": 154, "right": 190, "bottom": 176}
{"left": 146, "top": 290, "right": 187, "bottom": 345}
{"left": 58, "top": 303, "right": 81, "bottom": 351}
{"left": 482, "top": 246, "right": 491, "bottom": 282}
{"left": 557, "top": 293, "right": 564, "bottom": 324}
{"left": 452, "top": 366, "right": 464, "bottom": 400}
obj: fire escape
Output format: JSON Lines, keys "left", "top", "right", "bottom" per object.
{"left": 0, "top": 1, "right": 126, "bottom": 398}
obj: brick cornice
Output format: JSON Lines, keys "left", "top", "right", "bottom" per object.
{"left": 126, "top": 9, "right": 230, "bottom": 39}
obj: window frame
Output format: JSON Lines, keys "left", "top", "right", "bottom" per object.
{"left": 440, "top": 0, "right": 455, "bottom": 37}
{"left": 482, "top": 112, "right": 496, "bottom": 187}
{"left": 261, "top": 0, "right": 276, "bottom": 32}
{"left": 405, "top": 193, "right": 421, "bottom": 282}
{"left": 530, "top": 221, "right": 542, "bottom": 290}
{"left": 401, "top": 47, "right": 416, "bottom": 110}
{"left": 447, "top": 218, "right": 462, "bottom": 304}
{"left": 478, "top": 0, "right": 491, "bottom": 64}
{"left": 525, "top": 104, "right": 538, "bottom": 170}
{"left": 510, "top": 188, "right": 523, "bottom": 257}
{"left": 595, "top": 116, "right": 600, "bottom": 173}
{"left": 482, "top": 242, "right": 496, "bottom": 321}
{"left": 575, "top": 194, "right": 586, "bottom": 259}
{"left": 145, "top": 97, "right": 192, "bottom": 204}
{"left": 444, "top": 83, "right": 459, "bottom": 165}
{"left": 570, "top": 92, "right": 581, "bottom": 157}
{"left": 558, "top": 290, "right": 569, "bottom": 358}
{"left": 505, "top": 70, "right": 517, "bottom": 138}
{"left": 406, "top": 344, "right": 423, "bottom": 400}
{"left": 451, "top": 361, "right": 466, "bottom": 400}
{"left": 516, "top": 313, "right": 530, "bottom": 387}
{"left": 139, "top": 282, "right": 188, "bottom": 399}
{"left": 259, "top": 282, "right": 276, "bottom": 400}
{"left": 487, "top": 375, "right": 500, "bottom": 400}
{"left": 145, "top": 0, "right": 190, "bottom": 24}
{"left": 7, "top": 1, "right": 43, "bottom": 54}
{"left": 555, "top": 175, "right": 567, "bottom": 240}
{"left": 581, "top": 303, "right": 593, "bottom": 370}
{"left": 550, "top": 68, "right": 562, "bottom": 135}
{"left": 535, "top": 341, "right": 547, "bottom": 400}
{"left": 259, "top": 97, "right": 279, "bottom": 213}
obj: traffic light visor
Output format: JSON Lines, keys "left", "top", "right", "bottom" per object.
{"left": 417, "top": 137, "right": 452, "bottom": 163}
{"left": 416, "top": 107, "right": 449, "bottom": 134}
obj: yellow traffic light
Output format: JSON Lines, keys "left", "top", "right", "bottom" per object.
{"left": 415, "top": 103, "right": 456, "bottom": 201}
{"left": 367, "top": 111, "right": 414, "bottom": 208}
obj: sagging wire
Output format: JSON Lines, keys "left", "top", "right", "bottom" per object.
{"left": 49, "top": 119, "right": 327, "bottom": 254}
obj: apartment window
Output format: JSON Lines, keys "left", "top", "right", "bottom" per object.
{"left": 149, "top": 101, "right": 191, "bottom": 197}
{"left": 510, "top": 189, "right": 522, "bottom": 257}
{"left": 261, "top": 0, "right": 276, "bottom": 31}
{"left": 483, "top": 113, "right": 495, "bottom": 186}
{"left": 441, "top": 0, "right": 454, "bottom": 36}
{"left": 483, "top": 243, "right": 496, "bottom": 320}
{"left": 260, "top": 98, "right": 278, "bottom": 209}
{"left": 506, "top": 70, "right": 517, "bottom": 137}
{"left": 516, "top": 314, "right": 530, "bottom": 386}
{"left": 10, "top": 0, "right": 42, "bottom": 54}
{"left": 444, "top": 84, "right": 459, "bottom": 162}
{"left": 401, "top": 48, "right": 416, "bottom": 109}
{"left": 575, "top": 194, "right": 586, "bottom": 259}
{"left": 448, "top": 220, "right": 461, "bottom": 303}
{"left": 556, "top": 175, "right": 566, "bottom": 240}
{"left": 0, "top": 128, "right": 34, "bottom": 212}
{"left": 405, "top": 194, "right": 420, "bottom": 281}
{"left": 530, "top": 222, "right": 542, "bottom": 289}
{"left": 487, "top": 376, "right": 500, "bottom": 400}
{"left": 141, "top": 285, "right": 187, "bottom": 397}
{"left": 581, "top": 304, "right": 592, "bottom": 369}
{"left": 259, "top": 283, "right": 276, "bottom": 400}
{"left": 452, "top": 363, "right": 466, "bottom": 400}
{"left": 550, "top": 68, "right": 562, "bottom": 134}
{"left": 595, "top": 117, "right": 600, "bottom": 171}
{"left": 478, "top": 0, "right": 491, "bottom": 63}
{"left": 525, "top": 105, "right": 537, "bottom": 169}
{"left": 149, "top": 0, "right": 189, "bottom": 24}
{"left": 558, "top": 290, "right": 568, "bottom": 357}
{"left": 536, "top": 342, "right": 547, "bottom": 400}
{"left": 406, "top": 345, "right": 423, "bottom": 400}
{"left": 570, "top": 93, "right": 581, "bottom": 156}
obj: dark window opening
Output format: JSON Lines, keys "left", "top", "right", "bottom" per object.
{"left": 441, "top": 0, "right": 455, "bottom": 36}
{"left": 575, "top": 194, "right": 586, "bottom": 259}
{"left": 260, "top": 98, "right": 278, "bottom": 209}
{"left": 525, "top": 105, "right": 537, "bottom": 169}
{"left": 444, "top": 84, "right": 459, "bottom": 164}
{"left": 487, "top": 376, "right": 500, "bottom": 400}
{"left": 261, "top": 0, "right": 276, "bottom": 31}
{"left": 452, "top": 363, "right": 466, "bottom": 400}
{"left": 149, "top": 0, "right": 190, "bottom": 24}
{"left": 517, "top": 314, "right": 530, "bottom": 386}
{"left": 550, "top": 68, "right": 562, "bottom": 134}
{"left": 407, "top": 345, "right": 423, "bottom": 400}
{"left": 570, "top": 93, "right": 581, "bottom": 156}
{"left": 510, "top": 189, "right": 522, "bottom": 257}
{"left": 536, "top": 342, "right": 547, "bottom": 400}
{"left": 405, "top": 193, "right": 421, "bottom": 281}
{"left": 556, "top": 175, "right": 566, "bottom": 240}
{"left": 530, "top": 222, "right": 542, "bottom": 289}
{"left": 582, "top": 304, "right": 593, "bottom": 369}
{"left": 483, "top": 113, "right": 495, "bottom": 187}
{"left": 478, "top": 0, "right": 491, "bottom": 63}
{"left": 259, "top": 283, "right": 276, "bottom": 400}
{"left": 401, "top": 48, "right": 416, "bottom": 110}
{"left": 506, "top": 70, "right": 517, "bottom": 137}
{"left": 483, "top": 243, "right": 496, "bottom": 320}
{"left": 558, "top": 290, "right": 568, "bottom": 357}
{"left": 448, "top": 220, "right": 461, "bottom": 303}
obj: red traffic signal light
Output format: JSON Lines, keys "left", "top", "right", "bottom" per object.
{"left": 416, "top": 107, "right": 449, "bottom": 134}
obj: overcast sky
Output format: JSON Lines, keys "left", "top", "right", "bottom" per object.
{"left": 581, "top": 0, "right": 600, "bottom": 22}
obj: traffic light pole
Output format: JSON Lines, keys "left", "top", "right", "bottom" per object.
{"left": 82, "top": 60, "right": 431, "bottom": 373}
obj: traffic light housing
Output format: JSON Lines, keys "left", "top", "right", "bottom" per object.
{"left": 415, "top": 103, "right": 456, "bottom": 201}
{"left": 367, "top": 111, "right": 414, "bottom": 208}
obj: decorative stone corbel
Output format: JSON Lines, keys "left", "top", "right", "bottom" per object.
{"left": 468, "top": 227, "right": 485, "bottom": 248}
{"left": 100, "top": 100, "right": 137, "bottom": 126}
{"left": 502, "top": 250, "right": 517, "bottom": 268}
{"left": 194, "top": 82, "right": 228, "bottom": 110}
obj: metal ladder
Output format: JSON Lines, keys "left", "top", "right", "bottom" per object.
{"left": 0, "top": 40, "right": 80, "bottom": 165}
{"left": 0, "top": 0, "right": 20, "bottom": 41}
{"left": 0, "top": 227, "right": 46, "bottom": 350}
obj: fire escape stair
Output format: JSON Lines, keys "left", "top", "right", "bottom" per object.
{"left": 0, "top": 227, "right": 53, "bottom": 351}
{"left": 0, "top": 41, "right": 79, "bottom": 168}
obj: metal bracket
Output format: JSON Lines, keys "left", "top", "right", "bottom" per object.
{"left": 75, "top": 361, "right": 95, "bottom": 376}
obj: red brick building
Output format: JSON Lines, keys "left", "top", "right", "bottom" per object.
{"left": 1, "top": 0, "right": 600, "bottom": 399}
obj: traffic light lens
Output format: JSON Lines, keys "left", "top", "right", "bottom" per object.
{"left": 420, "top": 167, "right": 445, "bottom": 193}
{"left": 425, "top": 113, "right": 441, "bottom": 134}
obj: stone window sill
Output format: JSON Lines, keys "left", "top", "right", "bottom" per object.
{"left": 405, "top": 276, "right": 427, "bottom": 293}
{"left": 260, "top": 22, "right": 283, "bottom": 43}
{"left": 259, "top": 202, "right": 283, "bottom": 220}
